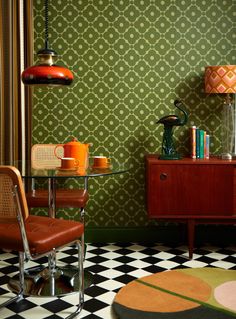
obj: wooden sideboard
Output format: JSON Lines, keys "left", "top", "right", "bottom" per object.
{"left": 146, "top": 154, "right": 236, "bottom": 258}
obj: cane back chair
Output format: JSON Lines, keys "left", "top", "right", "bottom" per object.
{"left": 26, "top": 144, "right": 88, "bottom": 215}
{"left": 0, "top": 166, "right": 84, "bottom": 318}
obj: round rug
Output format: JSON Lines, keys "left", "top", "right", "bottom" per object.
{"left": 112, "top": 267, "right": 236, "bottom": 319}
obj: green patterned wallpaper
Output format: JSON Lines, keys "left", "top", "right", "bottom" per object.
{"left": 33, "top": 0, "right": 236, "bottom": 227}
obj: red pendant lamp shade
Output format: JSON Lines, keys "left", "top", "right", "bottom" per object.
{"left": 22, "top": 0, "right": 74, "bottom": 86}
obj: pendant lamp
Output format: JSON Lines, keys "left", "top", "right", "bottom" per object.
{"left": 22, "top": 0, "right": 74, "bottom": 86}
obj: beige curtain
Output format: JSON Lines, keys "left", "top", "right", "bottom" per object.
{"left": 0, "top": 0, "right": 33, "bottom": 167}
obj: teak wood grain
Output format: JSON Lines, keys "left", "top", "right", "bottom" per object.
{"left": 145, "top": 155, "right": 236, "bottom": 258}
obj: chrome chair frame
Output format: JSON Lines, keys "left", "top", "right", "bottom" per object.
{"left": 0, "top": 167, "right": 84, "bottom": 319}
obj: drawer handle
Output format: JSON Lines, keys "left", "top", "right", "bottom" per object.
{"left": 160, "top": 173, "right": 167, "bottom": 180}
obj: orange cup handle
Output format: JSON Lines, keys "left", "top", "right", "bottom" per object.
{"left": 54, "top": 144, "right": 64, "bottom": 159}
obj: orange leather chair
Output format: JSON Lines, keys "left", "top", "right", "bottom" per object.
{"left": 26, "top": 144, "right": 89, "bottom": 213}
{"left": 0, "top": 166, "right": 84, "bottom": 318}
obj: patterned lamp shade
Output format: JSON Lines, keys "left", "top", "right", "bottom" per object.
{"left": 205, "top": 65, "right": 236, "bottom": 94}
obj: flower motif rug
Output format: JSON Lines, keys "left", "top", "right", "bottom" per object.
{"left": 112, "top": 267, "right": 236, "bottom": 319}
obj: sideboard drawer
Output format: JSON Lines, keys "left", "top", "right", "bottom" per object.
{"left": 147, "top": 162, "right": 234, "bottom": 217}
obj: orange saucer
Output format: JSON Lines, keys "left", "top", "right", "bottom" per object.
{"left": 92, "top": 165, "right": 110, "bottom": 169}
{"left": 56, "top": 167, "right": 78, "bottom": 171}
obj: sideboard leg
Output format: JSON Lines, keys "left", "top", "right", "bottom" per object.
{"left": 187, "top": 219, "right": 195, "bottom": 259}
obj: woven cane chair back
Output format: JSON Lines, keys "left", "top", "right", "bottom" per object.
{"left": 31, "top": 144, "right": 64, "bottom": 169}
{"left": 0, "top": 166, "right": 29, "bottom": 222}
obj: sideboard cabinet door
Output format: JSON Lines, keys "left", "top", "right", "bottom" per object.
{"left": 147, "top": 161, "right": 234, "bottom": 217}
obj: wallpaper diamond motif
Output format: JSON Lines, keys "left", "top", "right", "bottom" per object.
{"left": 33, "top": 0, "right": 236, "bottom": 227}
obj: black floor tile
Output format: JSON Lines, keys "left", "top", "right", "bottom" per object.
{"left": 7, "top": 299, "right": 36, "bottom": 313}
{"left": 83, "top": 298, "right": 108, "bottom": 312}
{"left": 42, "top": 299, "right": 72, "bottom": 313}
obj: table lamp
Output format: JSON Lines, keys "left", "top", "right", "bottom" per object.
{"left": 205, "top": 65, "right": 236, "bottom": 159}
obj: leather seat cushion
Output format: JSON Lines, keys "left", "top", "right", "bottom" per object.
{"left": 0, "top": 215, "right": 84, "bottom": 255}
{"left": 26, "top": 189, "right": 89, "bottom": 208}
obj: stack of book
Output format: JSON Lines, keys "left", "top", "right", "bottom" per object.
{"left": 190, "top": 126, "right": 210, "bottom": 159}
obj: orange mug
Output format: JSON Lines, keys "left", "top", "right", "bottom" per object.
{"left": 93, "top": 156, "right": 111, "bottom": 168}
{"left": 61, "top": 157, "right": 79, "bottom": 170}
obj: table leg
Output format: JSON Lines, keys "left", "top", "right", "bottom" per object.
{"left": 48, "top": 177, "right": 56, "bottom": 218}
{"left": 84, "top": 176, "right": 89, "bottom": 191}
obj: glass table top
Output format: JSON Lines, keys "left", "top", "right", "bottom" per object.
{"left": 11, "top": 160, "right": 129, "bottom": 179}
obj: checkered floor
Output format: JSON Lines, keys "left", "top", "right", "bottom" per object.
{"left": 0, "top": 243, "right": 236, "bottom": 318}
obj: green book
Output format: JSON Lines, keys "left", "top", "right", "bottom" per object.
{"left": 199, "top": 130, "right": 205, "bottom": 159}
{"left": 196, "top": 128, "right": 200, "bottom": 158}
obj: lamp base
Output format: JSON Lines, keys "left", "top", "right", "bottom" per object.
{"left": 221, "top": 97, "right": 234, "bottom": 162}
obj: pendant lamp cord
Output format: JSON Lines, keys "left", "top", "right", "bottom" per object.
{"left": 44, "top": 0, "right": 49, "bottom": 49}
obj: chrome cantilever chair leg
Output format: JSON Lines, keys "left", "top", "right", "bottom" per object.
{"left": 80, "top": 207, "right": 85, "bottom": 260}
{"left": 2, "top": 244, "right": 84, "bottom": 319}
{"left": 65, "top": 240, "right": 84, "bottom": 319}
{"left": 0, "top": 252, "right": 24, "bottom": 309}
{"left": 3, "top": 242, "right": 84, "bottom": 319}
{"left": 79, "top": 206, "right": 93, "bottom": 289}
